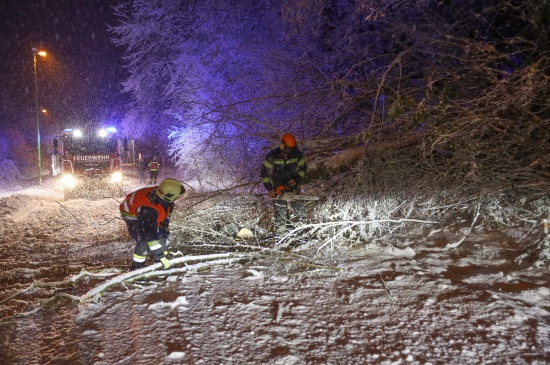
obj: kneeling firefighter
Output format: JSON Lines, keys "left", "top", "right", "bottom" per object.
{"left": 120, "top": 178, "right": 186, "bottom": 270}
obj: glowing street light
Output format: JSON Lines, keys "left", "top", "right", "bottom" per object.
{"left": 32, "top": 48, "right": 47, "bottom": 186}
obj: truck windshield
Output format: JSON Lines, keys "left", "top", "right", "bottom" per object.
{"left": 64, "top": 135, "right": 118, "bottom": 155}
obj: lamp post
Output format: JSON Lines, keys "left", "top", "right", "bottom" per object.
{"left": 32, "top": 48, "right": 47, "bottom": 186}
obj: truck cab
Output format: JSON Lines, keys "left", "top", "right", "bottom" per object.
{"left": 51, "top": 127, "right": 134, "bottom": 199}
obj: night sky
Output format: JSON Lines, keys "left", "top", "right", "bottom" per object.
{"left": 0, "top": 0, "right": 128, "bottom": 131}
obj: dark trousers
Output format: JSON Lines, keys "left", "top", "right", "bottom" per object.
{"left": 139, "top": 170, "right": 147, "bottom": 184}
{"left": 123, "top": 208, "right": 165, "bottom": 261}
{"left": 149, "top": 170, "right": 159, "bottom": 184}
{"left": 273, "top": 199, "right": 306, "bottom": 234}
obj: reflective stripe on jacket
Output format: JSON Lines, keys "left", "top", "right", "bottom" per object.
{"left": 119, "top": 187, "right": 170, "bottom": 225}
{"left": 260, "top": 147, "right": 307, "bottom": 191}
{"left": 149, "top": 161, "right": 160, "bottom": 171}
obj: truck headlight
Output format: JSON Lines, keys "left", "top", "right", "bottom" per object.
{"left": 62, "top": 174, "right": 77, "bottom": 188}
{"left": 111, "top": 171, "right": 123, "bottom": 183}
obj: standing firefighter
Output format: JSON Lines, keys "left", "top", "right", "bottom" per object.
{"left": 148, "top": 155, "right": 161, "bottom": 184}
{"left": 120, "top": 178, "right": 186, "bottom": 270}
{"left": 137, "top": 154, "right": 148, "bottom": 184}
{"left": 261, "top": 133, "right": 308, "bottom": 235}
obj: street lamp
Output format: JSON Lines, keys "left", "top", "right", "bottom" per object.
{"left": 32, "top": 48, "right": 47, "bottom": 186}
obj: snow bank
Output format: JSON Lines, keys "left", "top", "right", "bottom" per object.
{"left": 0, "top": 159, "right": 23, "bottom": 188}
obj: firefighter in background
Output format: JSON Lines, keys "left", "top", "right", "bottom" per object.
{"left": 120, "top": 178, "right": 186, "bottom": 270}
{"left": 137, "top": 153, "right": 147, "bottom": 184}
{"left": 148, "top": 155, "right": 160, "bottom": 184}
{"left": 261, "top": 133, "right": 308, "bottom": 235}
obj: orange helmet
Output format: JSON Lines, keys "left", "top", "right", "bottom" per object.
{"left": 280, "top": 133, "right": 296, "bottom": 148}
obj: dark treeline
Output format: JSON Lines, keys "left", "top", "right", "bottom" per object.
{"left": 2, "top": 0, "right": 548, "bottom": 193}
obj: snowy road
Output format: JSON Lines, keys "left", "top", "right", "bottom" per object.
{"left": 0, "top": 179, "right": 549, "bottom": 364}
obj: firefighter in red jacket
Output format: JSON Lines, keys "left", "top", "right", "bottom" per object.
{"left": 261, "top": 133, "right": 308, "bottom": 235}
{"left": 120, "top": 178, "right": 186, "bottom": 270}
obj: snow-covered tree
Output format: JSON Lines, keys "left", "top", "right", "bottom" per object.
{"left": 111, "top": 0, "right": 549, "bottom": 193}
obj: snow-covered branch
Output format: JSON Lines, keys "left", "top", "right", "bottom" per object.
{"left": 80, "top": 253, "right": 251, "bottom": 303}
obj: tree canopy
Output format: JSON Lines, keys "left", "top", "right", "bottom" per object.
{"left": 111, "top": 0, "right": 550, "bottom": 192}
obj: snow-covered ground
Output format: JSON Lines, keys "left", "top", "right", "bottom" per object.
{"left": 0, "top": 169, "right": 549, "bottom": 364}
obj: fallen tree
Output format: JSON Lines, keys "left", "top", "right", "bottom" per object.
{"left": 0, "top": 253, "right": 251, "bottom": 320}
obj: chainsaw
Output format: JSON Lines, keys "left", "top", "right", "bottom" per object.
{"left": 275, "top": 184, "right": 319, "bottom": 202}
{"left": 277, "top": 192, "right": 319, "bottom": 201}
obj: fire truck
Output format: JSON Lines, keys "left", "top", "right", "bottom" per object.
{"left": 51, "top": 127, "right": 135, "bottom": 199}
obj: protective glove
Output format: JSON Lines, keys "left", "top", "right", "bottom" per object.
{"left": 268, "top": 189, "right": 277, "bottom": 198}
{"left": 275, "top": 185, "right": 286, "bottom": 196}
{"left": 286, "top": 179, "right": 296, "bottom": 188}
{"left": 159, "top": 257, "right": 171, "bottom": 270}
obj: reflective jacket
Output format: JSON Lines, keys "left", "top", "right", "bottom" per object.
{"left": 261, "top": 147, "right": 307, "bottom": 192}
{"left": 119, "top": 187, "right": 172, "bottom": 226}
{"left": 148, "top": 161, "right": 160, "bottom": 171}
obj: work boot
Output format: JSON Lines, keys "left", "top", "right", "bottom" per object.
{"left": 131, "top": 260, "right": 147, "bottom": 271}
